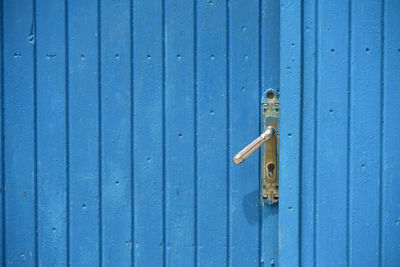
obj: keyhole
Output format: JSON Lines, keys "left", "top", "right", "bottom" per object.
{"left": 267, "top": 163, "right": 275, "bottom": 178}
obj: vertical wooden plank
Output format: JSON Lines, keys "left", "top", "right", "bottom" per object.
{"left": 315, "top": 0, "right": 349, "bottom": 265}
{"left": 261, "top": 0, "right": 279, "bottom": 265}
{"left": 100, "top": 0, "right": 132, "bottom": 266}
{"left": 3, "top": 0, "right": 36, "bottom": 265}
{"left": 262, "top": 0, "right": 280, "bottom": 87}
{"left": 164, "top": 1, "right": 195, "bottom": 266}
{"left": 229, "top": 0, "right": 260, "bottom": 266}
{"left": 197, "top": 0, "right": 228, "bottom": 266}
{"left": 382, "top": 0, "right": 400, "bottom": 266}
{"left": 348, "top": 0, "right": 382, "bottom": 265}
{"left": 68, "top": 0, "right": 100, "bottom": 265}
{"left": 133, "top": 0, "right": 164, "bottom": 265}
{"left": 36, "top": 0, "right": 67, "bottom": 265}
{"left": 279, "top": 0, "right": 301, "bottom": 266}
{"left": 0, "top": 1, "right": 4, "bottom": 264}
{"left": 300, "top": 0, "right": 316, "bottom": 265}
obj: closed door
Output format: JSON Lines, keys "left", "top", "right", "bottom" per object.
{"left": 2, "top": 0, "right": 279, "bottom": 266}
{"left": 280, "top": 0, "right": 400, "bottom": 266}
{"left": 2, "top": 0, "right": 400, "bottom": 267}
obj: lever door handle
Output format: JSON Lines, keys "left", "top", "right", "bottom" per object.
{"left": 232, "top": 89, "right": 279, "bottom": 205}
{"left": 232, "top": 125, "right": 275, "bottom": 165}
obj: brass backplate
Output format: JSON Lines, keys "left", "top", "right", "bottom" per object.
{"left": 261, "top": 89, "right": 279, "bottom": 205}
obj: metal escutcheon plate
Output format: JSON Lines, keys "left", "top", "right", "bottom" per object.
{"left": 261, "top": 89, "right": 280, "bottom": 205}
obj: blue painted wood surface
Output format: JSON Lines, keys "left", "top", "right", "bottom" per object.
{"left": 196, "top": 0, "right": 228, "bottom": 265}
{"left": 280, "top": 0, "right": 400, "bottom": 266}
{"left": 4, "top": 0, "right": 36, "bottom": 265}
{"left": 36, "top": 0, "right": 67, "bottom": 265}
{"left": 1, "top": 0, "right": 400, "bottom": 266}
{"left": 68, "top": 0, "right": 101, "bottom": 265}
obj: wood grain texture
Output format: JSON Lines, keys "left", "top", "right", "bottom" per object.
{"left": 1, "top": 0, "right": 400, "bottom": 266}
{"left": 282, "top": 0, "right": 400, "bottom": 266}
{"left": 4, "top": 0, "right": 36, "bottom": 265}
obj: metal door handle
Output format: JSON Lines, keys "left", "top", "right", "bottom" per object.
{"left": 232, "top": 125, "right": 275, "bottom": 164}
{"left": 232, "top": 89, "right": 279, "bottom": 205}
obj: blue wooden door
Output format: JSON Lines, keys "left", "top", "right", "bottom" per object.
{"left": 279, "top": 0, "right": 400, "bottom": 266}
{"left": 1, "top": 0, "right": 280, "bottom": 266}
{"left": 1, "top": 0, "right": 400, "bottom": 266}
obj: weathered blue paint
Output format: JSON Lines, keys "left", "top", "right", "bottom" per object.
{"left": 229, "top": 0, "right": 261, "bottom": 265}
{"left": 1, "top": 0, "right": 279, "bottom": 265}
{"left": 133, "top": 0, "right": 164, "bottom": 265}
{"left": 280, "top": 0, "right": 400, "bottom": 266}
{"left": 1, "top": 0, "right": 400, "bottom": 266}
{"left": 100, "top": 0, "right": 132, "bottom": 265}
{"left": 36, "top": 0, "right": 67, "bottom": 266}
{"left": 68, "top": 0, "right": 101, "bottom": 265}
{"left": 279, "top": 0, "right": 302, "bottom": 265}
{"left": 196, "top": 0, "right": 229, "bottom": 265}
{"left": 382, "top": 2, "right": 400, "bottom": 267}
{"left": 4, "top": 0, "right": 36, "bottom": 266}
{"left": 164, "top": 1, "right": 195, "bottom": 266}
